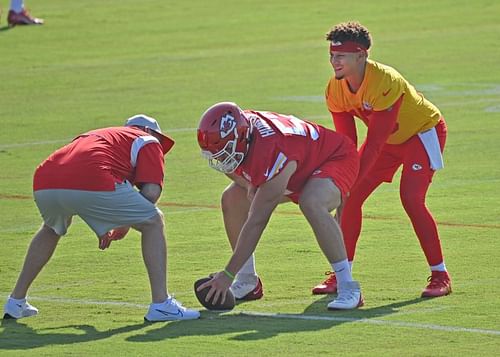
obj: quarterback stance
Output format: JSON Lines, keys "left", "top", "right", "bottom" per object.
{"left": 196, "top": 102, "right": 363, "bottom": 310}
{"left": 3, "top": 115, "right": 200, "bottom": 322}
{"left": 312, "top": 21, "right": 451, "bottom": 298}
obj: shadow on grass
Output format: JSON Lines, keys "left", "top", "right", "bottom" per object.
{"left": 0, "top": 25, "right": 12, "bottom": 32}
{"left": 0, "top": 296, "right": 428, "bottom": 348}
{"left": 0, "top": 319, "right": 148, "bottom": 350}
{"left": 126, "top": 296, "right": 427, "bottom": 342}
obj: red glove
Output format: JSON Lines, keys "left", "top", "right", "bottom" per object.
{"left": 98, "top": 227, "right": 130, "bottom": 250}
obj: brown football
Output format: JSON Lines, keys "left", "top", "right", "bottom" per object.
{"left": 194, "top": 277, "right": 235, "bottom": 311}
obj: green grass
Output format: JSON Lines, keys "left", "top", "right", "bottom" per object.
{"left": 1, "top": 0, "right": 500, "bottom": 355}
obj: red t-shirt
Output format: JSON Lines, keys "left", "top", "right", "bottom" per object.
{"left": 33, "top": 126, "right": 169, "bottom": 191}
{"left": 235, "top": 111, "right": 354, "bottom": 196}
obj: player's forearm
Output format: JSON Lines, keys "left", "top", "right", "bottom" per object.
{"left": 356, "top": 97, "right": 403, "bottom": 183}
{"left": 225, "top": 219, "right": 268, "bottom": 275}
{"left": 225, "top": 199, "right": 276, "bottom": 274}
{"left": 332, "top": 111, "right": 357, "bottom": 146}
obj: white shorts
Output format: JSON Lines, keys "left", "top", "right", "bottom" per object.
{"left": 34, "top": 181, "right": 160, "bottom": 237}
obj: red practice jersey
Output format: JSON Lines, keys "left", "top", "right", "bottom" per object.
{"left": 33, "top": 126, "right": 170, "bottom": 191}
{"left": 235, "top": 111, "right": 355, "bottom": 197}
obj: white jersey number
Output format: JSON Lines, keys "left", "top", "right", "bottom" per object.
{"left": 264, "top": 112, "right": 319, "bottom": 141}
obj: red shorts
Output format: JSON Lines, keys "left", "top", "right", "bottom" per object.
{"left": 286, "top": 149, "right": 360, "bottom": 203}
{"left": 367, "top": 119, "right": 447, "bottom": 183}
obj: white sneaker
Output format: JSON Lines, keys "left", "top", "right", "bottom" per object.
{"left": 230, "top": 275, "right": 259, "bottom": 299}
{"left": 144, "top": 296, "right": 200, "bottom": 322}
{"left": 3, "top": 296, "right": 39, "bottom": 319}
{"left": 327, "top": 281, "right": 364, "bottom": 310}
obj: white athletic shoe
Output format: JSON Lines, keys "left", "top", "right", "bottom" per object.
{"left": 144, "top": 296, "right": 200, "bottom": 322}
{"left": 230, "top": 275, "right": 259, "bottom": 299}
{"left": 327, "top": 281, "right": 364, "bottom": 310}
{"left": 3, "top": 296, "right": 39, "bottom": 319}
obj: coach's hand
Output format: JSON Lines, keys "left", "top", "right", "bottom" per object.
{"left": 98, "top": 227, "right": 130, "bottom": 250}
{"left": 108, "top": 226, "right": 130, "bottom": 241}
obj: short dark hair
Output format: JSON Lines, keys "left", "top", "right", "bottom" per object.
{"left": 326, "top": 21, "right": 372, "bottom": 50}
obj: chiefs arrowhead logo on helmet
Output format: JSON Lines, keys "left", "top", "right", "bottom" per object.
{"left": 220, "top": 113, "right": 237, "bottom": 139}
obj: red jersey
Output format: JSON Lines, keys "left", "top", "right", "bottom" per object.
{"left": 33, "top": 126, "right": 171, "bottom": 191}
{"left": 235, "top": 111, "right": 355, "bottom": 196}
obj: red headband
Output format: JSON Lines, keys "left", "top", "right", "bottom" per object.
{"left": 329, "top": 41, "right": 367, "bottom": 53}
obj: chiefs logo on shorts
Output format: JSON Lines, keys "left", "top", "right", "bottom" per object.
{"left": 220, "top": 113, "right": 237, "bottom": 139}
{"left": 412, "top": 163, "right": 423, "bottom": 171}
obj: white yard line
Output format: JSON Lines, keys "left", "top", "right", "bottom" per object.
{"left": 2, "top": 294, "right": 499, "bottom": 336}
{"left": 238, "top": 311, "right": 500, "bottom": 336}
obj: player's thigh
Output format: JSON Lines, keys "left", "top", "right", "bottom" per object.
{"left": 401, "top": 136, "right": 436, "bottom": 183}
{"left": 34, "top": 190, "right": 74, "bottom": 236}
{"left": 66, "top": 182, "right": 159, "bottom": 237}
{"left": 302, "top": 151, "right": 359, "bottom": 208}
{"left": 221, "top": 181, "right": 251, "bottom": 213}
{"left": 299, "top": 177, "right": 341, "bottom": 213}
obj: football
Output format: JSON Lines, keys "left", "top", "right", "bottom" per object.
{"left": 194, "top": 277, "right": 235, "bottom": 311}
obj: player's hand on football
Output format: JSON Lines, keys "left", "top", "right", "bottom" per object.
{"left": 196, "top": 271, "right": 232, "bottom": 305}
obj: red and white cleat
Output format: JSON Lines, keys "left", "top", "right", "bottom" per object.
{"left": 312, "top": 271, "right": 337, "bottom": 294}
{"left": 421, "top": 271, "right": 452, "bottom": 298}
{"left": 230, "top": 277, "right": 264, "bottom": 301}
{"left": 8, "top": 9, "right": 44, "bottom": 26}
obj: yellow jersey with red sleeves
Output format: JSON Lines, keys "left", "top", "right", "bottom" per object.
{"left": 325, "top": 59, "right": 441, "bottom": 145}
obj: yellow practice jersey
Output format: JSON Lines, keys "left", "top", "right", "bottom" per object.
{"left": 325, "top": 59, "right": 441, "bottom": 144}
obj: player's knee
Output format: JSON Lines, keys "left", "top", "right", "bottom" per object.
{"left": 41, "top": 224, "right": 61, "bottom": 239}
{"left": 299, "top": 194, "right": 336, "bottom": 217}
{"left": 400, "top": 190, "right": 424, "bottom": 213}
{"left": 134, "top": 212, "right": 164, "bottom": 232}
{"left": 221, "top": 184, "right": 245, "bottom": 213}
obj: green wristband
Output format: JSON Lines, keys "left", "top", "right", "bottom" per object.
{"left": 223, "top": 269, "right": 235, "bottom": 280}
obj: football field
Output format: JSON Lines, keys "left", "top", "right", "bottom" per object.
{"left": 1, "top": 0, "right": 499, "bottom": 355}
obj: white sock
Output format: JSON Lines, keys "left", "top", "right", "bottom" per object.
{"left": 331, "top": 259, "right": 353, "bottom": 283}
{"left": 10, "top": 0, "right": 24, "bottom": 13}
{"left": 236, "top": 254, "right": 257, "bottom": 281}
{"left": 152, "top": 296, "right": 170, "bottom": 307}
{"left": 430, "top": 262, "right": 447, "bottom": 272}
{"left": 9, "top": 295, "right": 26, "bottom": 303}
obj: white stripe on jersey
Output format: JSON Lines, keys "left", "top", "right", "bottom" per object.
{"left": 130, "top": 135, "right": 160, "bottom": 168}
{"left": 266, "top": 152, "right": 288, "bottom": 181}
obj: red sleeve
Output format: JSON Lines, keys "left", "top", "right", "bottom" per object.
{"left": 356, "top": 95, "right": 404, "bottom": 186}
{"left": 331, "top": 111, "right": 357, "bottom": 147}
{"left": 133, "top": 143, "right": 165, "bottom": 187}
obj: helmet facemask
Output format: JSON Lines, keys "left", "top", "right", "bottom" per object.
{"left": 202, "top": 128, "right": 247, "bottom": 174}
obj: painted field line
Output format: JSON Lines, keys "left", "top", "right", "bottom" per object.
{"left": 1, "top": 194, "right": 499, "bottom": 230}
{"left": 0, "top": 127, "right": 197, "bottom": 150}
{"left": 3, "top": 294, "right": 499, "bottom": 336}
{"left": 237, "top": 311, "right": 500, "bottom": 336}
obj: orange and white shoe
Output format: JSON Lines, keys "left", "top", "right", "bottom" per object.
{"left": 230, "top": 277, "right": 263, "bottom": 301}
{"left": 312, "top": 271, "right": 337, "bottom": 294}
{"left": 421, "top": 271, "right": 452, "bottom": 298}
{"left": 8, "top": 9, "right": 44, "bottom": 26}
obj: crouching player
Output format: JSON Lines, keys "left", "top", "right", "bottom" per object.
{"left": 196, "top": 102, "right": 363, "bottom": 310}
